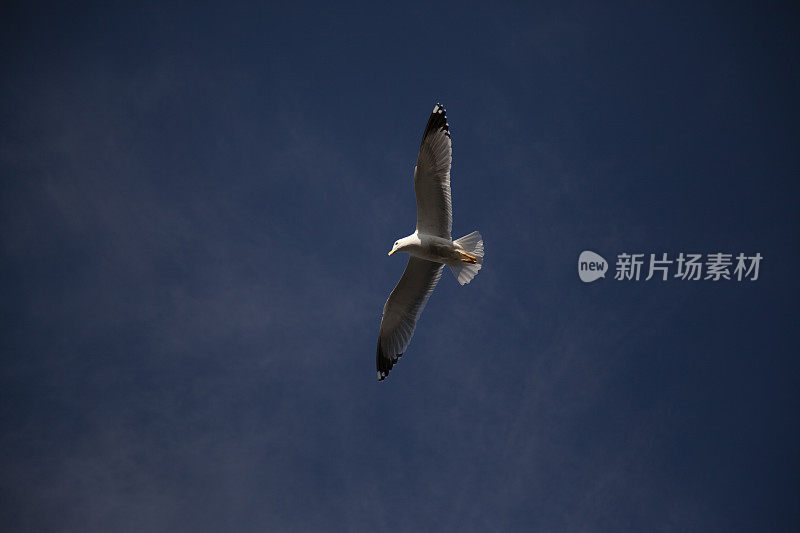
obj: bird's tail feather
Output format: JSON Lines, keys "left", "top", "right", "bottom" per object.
{"left": 449, "top": 231, "right": 484, "bottom": 285}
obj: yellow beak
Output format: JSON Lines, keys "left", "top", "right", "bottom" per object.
{"left": 388, "top": 249, "right": 396, "bottom": 256}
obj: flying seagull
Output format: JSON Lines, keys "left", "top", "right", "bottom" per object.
{"left": 377, "top": 104, "right": 484, "bottom": 381}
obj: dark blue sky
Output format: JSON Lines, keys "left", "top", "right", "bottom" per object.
{"left": 1, "top": 2, "right": 798, "bottom": 531}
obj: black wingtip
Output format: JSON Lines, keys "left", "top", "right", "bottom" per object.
{"left": 376, "top": 339, "right": 402, "bottom": 381}
{"left": 423, "top": 103, "right": 450, "bottom": 139}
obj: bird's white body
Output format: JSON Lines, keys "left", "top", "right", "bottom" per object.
{"left": 389, "top": 232, "right": 466, "bottom": 265}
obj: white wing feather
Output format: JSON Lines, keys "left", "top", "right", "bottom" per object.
{"left": 377, "top": 257, "right": 444, "bottom": 380}
{"left": 414, "top": 104, "right": 452, "bottom": 239}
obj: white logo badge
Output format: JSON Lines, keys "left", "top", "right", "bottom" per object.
{"left": 578, "top": 251, "right": 608, "bottom": 282}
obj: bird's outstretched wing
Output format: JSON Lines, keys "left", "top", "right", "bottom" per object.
{"left": 414, "top": 103, "right": 452, "bottom": 239}
{"left": 377, "top": 257, "right": 444, "bottom": 380}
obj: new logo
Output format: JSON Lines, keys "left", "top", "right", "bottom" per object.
{"left": 578, "top": 251, "right": 608, "bottom": 283}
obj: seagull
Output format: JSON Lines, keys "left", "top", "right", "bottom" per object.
{"left": 377, "top": 104, "right": 484, "bottom": 381}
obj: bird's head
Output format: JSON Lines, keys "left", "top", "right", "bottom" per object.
{"left": 388, "top": 234, "right": 420, "bottom": 256}
{"left": 388, "top": 235, "right": 414, "bottom": 256}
